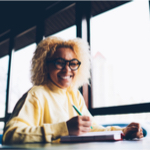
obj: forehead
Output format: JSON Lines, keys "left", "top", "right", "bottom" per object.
{"left": 52, "top": 47, "right": 77, "bottom": 60}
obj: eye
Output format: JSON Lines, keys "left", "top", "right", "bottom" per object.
{"left": 70, "top": 62, "right": 78, "bottom": 66}
{"left": 55, "top": 61, "right": 65, "bottom": 65}
{"left": 70, "top": 60, "right": 80, "bottom": 70}
{"left": 55, "top": 59, "right": 65, "bottom": 67}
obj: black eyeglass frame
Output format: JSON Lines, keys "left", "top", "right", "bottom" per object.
{"left": 47, "top": 58, "right": 81, "bottom": 71}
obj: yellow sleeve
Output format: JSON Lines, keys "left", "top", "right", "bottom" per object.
{"left": 77, "top": 90, "right": 123, "bottom": 132}
{"left": 2, "top": 91, "right": 68, "bottom": 144}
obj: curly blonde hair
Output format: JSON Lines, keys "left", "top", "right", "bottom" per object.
{"left": 31, "top": 36, "right": 91, "bottom": 89}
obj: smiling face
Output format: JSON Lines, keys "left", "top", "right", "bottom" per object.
{"left": 48, "top": 47, "right": 78, "bottom": 89}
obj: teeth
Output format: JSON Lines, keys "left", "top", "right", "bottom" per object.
{"left": 60, "top": 76, "right": 71, "bottom": 79}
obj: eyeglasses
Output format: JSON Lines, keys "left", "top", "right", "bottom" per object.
{"left": 47, "top": 58, "right": 81, "bottom": 71}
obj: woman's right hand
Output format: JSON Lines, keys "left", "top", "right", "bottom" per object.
{"left": 66, "top": 116, "right": 92, "bottom": 136}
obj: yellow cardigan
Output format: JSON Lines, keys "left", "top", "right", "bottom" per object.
{"left": 2, "top": 81, "right": 122, "bottom": 144}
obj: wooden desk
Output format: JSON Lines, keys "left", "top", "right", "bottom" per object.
{"left": 1, "top": 137, "right": 150, "bottom": 150}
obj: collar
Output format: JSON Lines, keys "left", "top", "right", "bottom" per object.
{"left": 46, "top": 80, "right": 67, "bottom": 94}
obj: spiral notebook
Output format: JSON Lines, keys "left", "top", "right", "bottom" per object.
{"left": 60, "top": 130, "right": 124, "bottom": 143}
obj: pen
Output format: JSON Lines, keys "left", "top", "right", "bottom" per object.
{"left": 72, "top": 105, "right": 93, "bottom": 129}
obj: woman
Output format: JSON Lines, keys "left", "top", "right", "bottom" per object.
{"left": 2, "top": 36, "right": 143, "bottom": 144}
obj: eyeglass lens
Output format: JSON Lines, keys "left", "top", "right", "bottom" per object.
{"left": 55, "top": 59, "right": 80, "bottom": 70}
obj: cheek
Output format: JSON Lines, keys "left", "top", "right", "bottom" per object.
{"left": 49, "top": 70, "right": 58, "bottom": 78}
{"left": 73, "top": 70, "right": 78, "bottom": 78}
{"left": 48, "top": 67, "right": 58, "bottom": 79}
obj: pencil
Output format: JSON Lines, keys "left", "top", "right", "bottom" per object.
{"left": 72, "top": 105, "right": 93, "bottom": 129}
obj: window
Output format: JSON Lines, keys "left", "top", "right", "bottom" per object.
{"left": 9, "top": 43, "right": 36, "bottom": 112}
{"left": 91, "top": 0, "right": 150, "bottom": 108}
{"left": 0, "top": 122, "right": 4, "bottom": 134}
{"left": 0, "top": 55, "right": 8, "bottom": 117}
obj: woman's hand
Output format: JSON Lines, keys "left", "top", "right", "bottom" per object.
{"left": 66, "top": 116, "right": 92, "bottom": 136}
{"left": 123, "top": 122, "right": 143, "bottom": 139}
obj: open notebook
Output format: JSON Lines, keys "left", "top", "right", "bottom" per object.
{"left": 60, "top": 130, "right": 124, "bottom": 143}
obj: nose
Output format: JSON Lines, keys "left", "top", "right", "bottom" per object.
{"left": 63, "top": 62, "right": 71, "bottom": 71}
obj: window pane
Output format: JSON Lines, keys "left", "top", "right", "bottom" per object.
{"left": 50, "top": 25, "right": 76, "bottom": 40}
{"left": 0, "top": 122, "right": 4, "bottom": 133}
{"left": 9, "top": 43, "right": 36, "bottom": 112}
{"left": 0, "top": 55, "right": 8, "bottom": 117}
{"left": 91, "top": 0, "right": 150, "bottom": 108}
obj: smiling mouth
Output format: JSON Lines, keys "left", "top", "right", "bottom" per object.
{"left": 59, "top": 75, "right": 72, "bottom": 80}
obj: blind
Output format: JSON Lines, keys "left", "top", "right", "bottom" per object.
{"left": 14, "top": 27, "right": 36, "bottom": 51}
{"left": 44, "top": 3, "right": 76, "bottom": 37}
{"left": 0, "top": 39, "right": 9, "bottom": 58}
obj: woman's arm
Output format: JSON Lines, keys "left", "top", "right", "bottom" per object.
{"left": 3, "top": 118, "right": 68, "bottom": 144}
{"left": 2, "top": 90, "right": 68, "bottom": 144}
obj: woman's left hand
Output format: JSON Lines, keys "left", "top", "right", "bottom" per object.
{"left": 123, "top": 122, "right": 143, "bottom": 139}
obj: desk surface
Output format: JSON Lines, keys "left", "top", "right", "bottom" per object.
{"left": 1, "top": 137, "right": 150, "bottom": 150}
{"left": 1, "top": 122, "right": 150, "bottom": 150}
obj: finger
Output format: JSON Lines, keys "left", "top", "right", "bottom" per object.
{"left": 139, "top": 134, "right": 144, "bottom": 138}
{"left": 140, "top": 132, "right": 144, "bottom": 138}
{"left": 76, "top": 116, "right": 91, "bottom": 128}
{"left": 82, "top": 120, "right": 92, "bottom": 127}
{"left": 75, "top": 126, "right": 91, "bottom": 136}
{"left": 140, "top": 128, "right": 143, "bottom": 134}
{"left": 80, "top": 117, "right": 92, "bottom": 127}
{"left": 81, "top": 126, "right": 91, "bottom": 133}
{"left": 136, "top": 124, "right": 141, "bottom": 132}
{"left": 131, "top": 129, "right": 143, "bottom": 139}
{"left": 81, "top": 116, "right": 92, "bottom": 126}
{"left": 137, "top": 130, "right": 144, "bottom": 138}
{"left": 81, "top": 116, "right": 91, "bottom": 121}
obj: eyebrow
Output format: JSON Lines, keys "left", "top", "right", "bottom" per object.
{"left": 55, "top": 57, "right": 78, "bottom": 61}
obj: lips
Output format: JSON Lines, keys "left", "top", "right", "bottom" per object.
{"left": 59, "top": 75, "right": 72, "bottom": 79}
